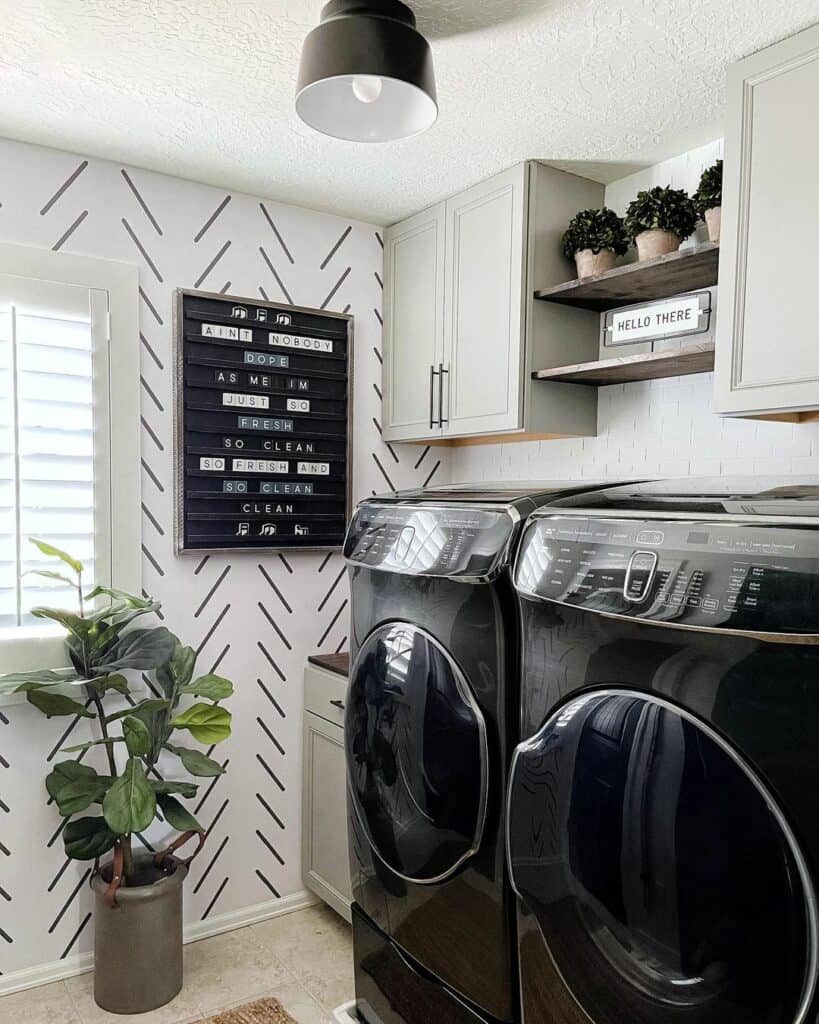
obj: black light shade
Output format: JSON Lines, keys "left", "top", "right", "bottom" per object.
{"left": 296, "top": 0, "right": 438, "bottom": 143}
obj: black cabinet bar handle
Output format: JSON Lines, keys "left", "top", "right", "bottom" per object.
{"left": 429, "top": 364, "right": 439, "bottom": 429}
{"left": 330, "top": 699, "right": 345, "bottom": 710}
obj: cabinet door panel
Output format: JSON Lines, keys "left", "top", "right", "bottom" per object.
{"left": 383, "top": 204, "right": 445, "bottom": 440}
{"left": 444, "top": 165, "right": 527, "bottom": 436}
{"left": 715, "top": 25, "right": 819, "bottom": 415}
{"left": 302, "top": 710, "right": 352, "bottom": 921}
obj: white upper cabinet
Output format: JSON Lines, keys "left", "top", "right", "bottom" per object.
{"left": 382, "top": 203, "right": 446, "bottom": 441}
{"left": 715, "top": 24, "right": 819, "bottom": 417}
{"left": 382, "top": 162, "right": 602, "bottom": 444}
{"left": 444, "top": 165, "right": 527, "bottom": 436}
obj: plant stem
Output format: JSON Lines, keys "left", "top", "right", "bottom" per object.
{"left": 89, "top": 688, "right": 118, "bottom": 778}
{"left": 121, "top": 835, "right": 135, "bottom": 883}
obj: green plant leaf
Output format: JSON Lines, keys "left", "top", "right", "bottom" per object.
{"left": 102, "top": 758, "right": 156, "bottom": 835}
{"left": 30, "top": 606, "right": 90, "bottom": 643}
{"left": 3, "top": 668, "right": 82, "bottom": 685}
{"left": 156, "top": 794, "right": 203, "bottom": 833}
{"left": 98, "top": 627, "right": 176, "bottom": 672}
{"left": 89, "top": 674, "right": 130, "bottom": 696}
{"left": 61, "top": 737, "right": 124, "bottom": 754}
{"left": 46, "top": 763, "right": 112, "bottom": 816}
{"left": 132, "top": 706, "right": 166, "bottom": 766}
{"left": 165, "top": 744, "right": 225, "bottom": 777}
{"left": 151, "top": 780, "right": 198, "bottom": 799}
{"left": 85, "top": 601, "right": 128, "bottom": 624}
{"left": 170, "top": 703, "right": 232, "bottom": 745}
{"left": 46, "top": 760, "right": 98, "bottom": 800}
{"left": 63, "top": 817, "right": 117, "bottom": 860}
{"left": 27, "top": 689, "right": 94, "bottom": 718}
{"left": 156, "top": 643, "right": 195, "bottom": 698}
{"left": 25, "top": 568, "right": 77, "bottom": 588}
{"left": 0, "top": 668, "right": 82, "bottom": 696}
{"left": 29, "top": 538, "right": 82, "bottom": 574}
{"left": 179, "top": 674, "right": 234, "bottom": 702}
{"left": 123, "top": 716, "right": 152, "bottom": 757}
{"left": 105, "top": 698, "right": 170, "bottom": 724}
{"left": 84, "top": 586, "right": 154, "bottom": 609}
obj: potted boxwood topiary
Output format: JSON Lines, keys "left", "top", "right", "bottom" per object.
{"left": 694, "top": 158, "right": 723, "bottom": 242}
{"left": 0, "top": 540, "right": 233, "bottom": 1015}
{"left": 624, "top": 185, "right": 699, "bottom": 261}
{"left": 562, "top": 207, "right": 629, "bottom": 279}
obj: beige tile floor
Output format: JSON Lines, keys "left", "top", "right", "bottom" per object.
{"left": 0, "top": 905, "right": 354, "bottom": 1024}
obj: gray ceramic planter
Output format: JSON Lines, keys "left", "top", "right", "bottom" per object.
{"left": 91, "top": 856, "right": 187, "bottom": 1014}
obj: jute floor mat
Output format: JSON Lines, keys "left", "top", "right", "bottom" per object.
{"left": 201, "top": 997, "right": 298, "bottom": 1024}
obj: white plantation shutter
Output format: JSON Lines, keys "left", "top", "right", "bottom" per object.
{"left": 0, "top": 309, "right": 15, "bottom": 631}
{"left": 0, "top": 246, "right": 140, "bottom": 689}
{"left": 0, "top": 279, "right": 104, "bottom": 641}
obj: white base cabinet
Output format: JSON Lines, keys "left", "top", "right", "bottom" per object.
{"left": 301, "top": 663, "right": 352, "bottom": 923}
{"left": 382, "top": 161, "right": 605, "bottom": 444}
{"left": 715, "top": 23, "right": 819, "bottom": 418}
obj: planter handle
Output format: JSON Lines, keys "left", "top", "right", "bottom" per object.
{"left": 100, "top": 841, "right": 125, "bottom": 909}
{"left": 154, "top": 829, "right": 205, "bottom": 871}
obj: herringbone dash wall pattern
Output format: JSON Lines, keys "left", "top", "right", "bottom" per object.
{"left": 0, "top": 136, "right": 450, "bottom": 989}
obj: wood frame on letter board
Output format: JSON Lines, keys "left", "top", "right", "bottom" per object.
{"left": 173, "top": 287, "right": 354, "bottom": 555}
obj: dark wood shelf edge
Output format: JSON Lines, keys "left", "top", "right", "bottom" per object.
{"left": 534, "top": 243, "right": 720, "bottom": 311}
{"left": 308, "top": 652, "right": 349, "bottom": 677}
{"left": 532, "top": 342, "right": 715, "bottom": 387}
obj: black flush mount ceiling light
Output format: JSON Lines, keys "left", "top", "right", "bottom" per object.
{"left": 296, "top": 0, "right": 438, "bottom": 143}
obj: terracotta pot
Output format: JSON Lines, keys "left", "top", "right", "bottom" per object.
{"left": 91, "top": 856, "right": 187, "bottom": 1014}
{"left": 704, "top": 206, "right": 721, "bottom": 243}
{"left": 635, "top": 228, "right": 681, "bottom": 261}
{"left": 574, "top": 248, "right": 617, "bottom": 279}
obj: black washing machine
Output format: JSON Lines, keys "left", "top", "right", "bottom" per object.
{"left": 506, "top": 478, "right": 819, "bottom": 1024}
{"left": 343, "top": 483, "right": 614, "bottom": 1024}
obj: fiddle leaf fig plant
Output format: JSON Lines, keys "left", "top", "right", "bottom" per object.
{"left": 694, "top": 159, "right": 723, "bottom": 215}
{"left": 624, "top": 185, "right": 698, "bottom": 243}
{"left": 562, "top": 207, "right": 629, "bottom": 259}
{"left": 0, "top": 540, "right": 234, "bottom": 885}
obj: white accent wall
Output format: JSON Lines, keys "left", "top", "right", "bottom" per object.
{"left": 0, "top": 136, "right": 448, "bottom": 992}
{"left": 452, "top": 141, "right": 819, "bottom": 485}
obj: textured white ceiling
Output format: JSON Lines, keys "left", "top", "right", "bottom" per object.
{"left": 0, "top": 1, "right": 817, "bottom": 224}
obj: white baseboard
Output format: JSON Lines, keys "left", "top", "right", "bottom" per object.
{"left": 0, "top": 889, "right": 319, "bottom": 998}
{"left": 184, "top": 889, "right": 318, "bottom": 945}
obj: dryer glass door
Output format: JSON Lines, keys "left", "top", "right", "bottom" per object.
{"left": 346, "top": 622, "right": 489, "bottom": 884}
{"left": 507, "top": 691, "right": 817, "bottom": 1024}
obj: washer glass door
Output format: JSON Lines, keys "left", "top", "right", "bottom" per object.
{"left": 346, "top": 622, "right": 489, "bottom": 884}
{"left": 507, "top": 691, "right": 817, "bottom": 1024}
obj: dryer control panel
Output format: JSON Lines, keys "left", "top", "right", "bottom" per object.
{"left": 514, "top": 515, "right": 819, "bottom": 634}
{"left": 344, "top": 502, "right": 517, "bottom": 580}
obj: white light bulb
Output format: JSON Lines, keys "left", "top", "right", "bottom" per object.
{"left": 352, "top": 75, "right": 383, "bottom": 104}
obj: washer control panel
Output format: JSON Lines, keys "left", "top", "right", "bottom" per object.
{"left": 344, "top": 502, "right": 517, "bottom": 579}
{"left": 514, "top": 515, "right": 819, "bottom": 634}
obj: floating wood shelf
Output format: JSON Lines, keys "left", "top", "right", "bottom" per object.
{"left": 532, "top": 342, "right": 715, "bottom": 387}
{"left": 534, "top": 243, "right": 720, "bottom": 311}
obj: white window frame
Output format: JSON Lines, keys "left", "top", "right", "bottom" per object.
{"left": 0, "top": 242, "right": 141, "bottom": 705}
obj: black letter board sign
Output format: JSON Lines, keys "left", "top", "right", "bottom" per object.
{"left": 173, "top": 288, "right": 353, "bottom": 554}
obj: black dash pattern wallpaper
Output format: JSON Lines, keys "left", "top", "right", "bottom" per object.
{"left": 0, "top": 137, "right": 448, "bottom": 986}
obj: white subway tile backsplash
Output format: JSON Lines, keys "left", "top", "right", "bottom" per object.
{"left": 452, "top": 377, "right": 819, "bottom": 485}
